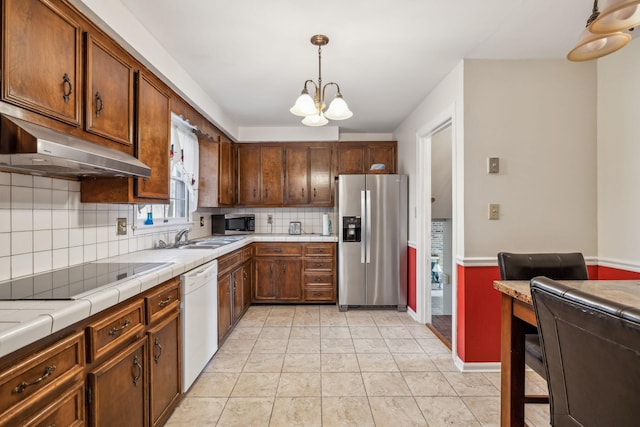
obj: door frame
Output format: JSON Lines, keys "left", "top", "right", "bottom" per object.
{"left": 415, "top": 104, "right": 458, "bottom": 354}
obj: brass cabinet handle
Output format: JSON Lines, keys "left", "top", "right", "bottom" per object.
{"left": 243, "top": 270, "right": 248, "bottom": 280}
{"left": 301, "top": 188, "right": 305, "bottom": 198}
{"left": 12, "top": 365, "right": 56, "bottom": 394}
{"left": 95, "top": 91, "right": 104, "bottom": 117}
{"left": 283, "top": 264, "right": 286, "bottom": 272}
{"left": 153, "top": 337, "right": 162, "bottom": 364}
{"left": 314, "top": 187, "right": 317, "bottom": 198}
{"left": 265, "top": 188, "right": 268, "bottom": 198}
{"left": 313, "top": 292, "right": 322, "bottom": 297}
{"left": 158, "top": 295, "right": 172, "bottom": 308}
{"left": 62, "top": 73, "right": 72, "bottom": 103}
{"left": 132, "top": 355, "right": 142, "bottom": 386}
{"left": 273, "top": 248, "right": 282, "bottom": 253}
{"left": 109, "top": 319, "right": 131, "bottom": 336}
{"left": 253, "top": 188, "right": 257, "bottom": 198}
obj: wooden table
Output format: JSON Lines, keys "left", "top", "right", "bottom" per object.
{"left": 493, "top": 279, "right": 640, "bottom": 427}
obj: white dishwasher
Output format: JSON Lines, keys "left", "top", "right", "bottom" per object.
{"left": 181, "top": 259, "right": 218, "bottom": 392}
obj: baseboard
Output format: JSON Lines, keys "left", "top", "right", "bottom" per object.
{"left": 453, "top": 354, "right": 501, "bottom": 372}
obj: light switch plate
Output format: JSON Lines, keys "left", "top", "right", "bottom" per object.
{"left": 488, "top": 157, "right": 500, "bottom": 174}
{"left": 488, "top": 203, "right": 500, "bottom": 220}
{"left": 116, "top": 218, "right": 127, "bottom": 235}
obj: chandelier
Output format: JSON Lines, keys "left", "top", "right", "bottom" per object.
{"left": 290, "top": 34, "right": 353, "bottom": 126}
{"left": 568, "top": 0, "right": 640, "bottom": 61}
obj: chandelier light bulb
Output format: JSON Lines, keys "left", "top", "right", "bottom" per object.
{"left": 324, "top": 94, "right": 353, "bottom": 121}
{"left": 567, "top": 27, "right": 630, "bottom": 61}
{"left": 302, "top": 112, "right": 329, "bottom": 127}
{"left": 290, "top": 91, "right": 317, "bottom": 117}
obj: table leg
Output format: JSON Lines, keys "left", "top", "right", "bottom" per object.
{"left": 500, "top": 294, "right": 527, "bottom": 427}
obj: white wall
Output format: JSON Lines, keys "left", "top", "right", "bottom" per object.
{"left": 597, "top": 38, "right": 640, "bottom": 269}
{"left": 463, "top": 59, "right": 598, "bottom": 258}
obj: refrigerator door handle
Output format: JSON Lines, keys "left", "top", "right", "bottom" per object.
{"left": 366, "top": 190, "right": 371, "bottom": 263}
{"left": 361, "top": 190, "right": 366, "bottom": 263}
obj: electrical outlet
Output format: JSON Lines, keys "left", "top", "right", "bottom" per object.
{"left": 488, "top": 203, "right": 500, "bottom": 220}
{"left": 488, "top": 157, "right": 500, "bottom": 174}
{"left": 200, "top": 216, "right": 204, "bottom": 227}
{"left": 267, "top": 214, "right": 273, "bottom": 225}
{"left": 116, "top": 218, "right": 127, "bottom": 235}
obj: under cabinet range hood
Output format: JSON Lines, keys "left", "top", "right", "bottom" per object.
{"left": 0, "top": 115, "right": 151, "bottom": 179}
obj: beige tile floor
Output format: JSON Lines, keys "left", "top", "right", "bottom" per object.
{"left": 166, "top": 305, "right": 550, "bottom": 426}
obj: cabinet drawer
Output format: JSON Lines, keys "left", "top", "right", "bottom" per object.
{"left": 304, "top": 272, "right": 334, "bottom": 286}
{"left": 86, "top": 298, "right": 145, "bottom": 362}
{"left": 242, "top": 244, "right": 254, "bottom": 261}
{"left": 304, "top": 286, "right": 335, "bottom": 301}
{"left": 304, "top": 258, "right": 333, "bottom": 271}
{"left": 146, "top": 277, "right": 181, "bottom": 324}
{"left": 218, "top": 250, "right": 243, "bottom": 276}
{"left": 21, "top": 380, "right": 84, "bottom": 427}
{"left": 0, "top": 331, "right": 84, "bottom": 421}
{"left": 305, "top": 244, "right": 335, "bottom": 257}
{"left": 255, "top": 243, "right": 303, "bottom": 257}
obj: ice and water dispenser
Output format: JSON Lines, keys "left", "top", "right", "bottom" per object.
{"left": 342, "top": 216, "right": 361, "bottom": 242}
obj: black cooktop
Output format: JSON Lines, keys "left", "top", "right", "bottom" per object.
{"left": 0, "top": 262, "right": 169, "bottom": 300}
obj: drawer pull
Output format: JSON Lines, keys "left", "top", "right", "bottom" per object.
{"left": 12, "top": 365, "right": 56, "bottom": 394}
{"left": 132, "top": 355, "right": 142, "bottom": 386}
{"left": 109, "top": 319, "right": 131, "bottom": 336}
{"left": 62, "top": 73, "right": 72, "bottom": 103}
{"left": 273, "top": 248, "right": 282, "bottom": 253}
{"left": 315, "top": 277, "right": 322, "bottom": 282}
{"left": 314, "top": 263, "right": 323, "bottom": 267}
{"left": 313, "top": 292, "right": 322, "bottom": 296}
{"left": 154, "top": 337, "right": 163, "bottom": 364}
{"left": 158, "top": 295, "right": 173, "bottom": 308}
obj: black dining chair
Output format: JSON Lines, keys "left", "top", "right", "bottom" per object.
{"left": 530, "top": 276, "right": 640, "bottom": 427}
{"left": 497, "top": 253, "right": 588, "bottom": 381}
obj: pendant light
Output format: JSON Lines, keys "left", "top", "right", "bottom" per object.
{"left": 290, "top": 35, "right": 353, "bottom": 126}
{"left": 590, "top": 0, "right": 640, "bottom": 33}
{"left": 567, "top": 0, "right": 631, "bottom": 61}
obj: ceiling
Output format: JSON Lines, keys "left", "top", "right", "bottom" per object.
{"left": 116, "top": 0, "right": 595, "bottom": 134}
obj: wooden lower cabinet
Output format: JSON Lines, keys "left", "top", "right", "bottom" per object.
{"left": 148, "top": 310, "right": 181, "bottom": 427}
{"left": 217, "top": 247, "right": 253, "bottom": 345}
{"left": 217, "top": 274, "right": 233, "bottom": 342}
{"left": 254, "top": 258, "right": 302, "bottom": 301}
{"left": 22, "top": 380, "right": 85, "bottom": 427}
{"left": 87, "top": 336, "right": 149, "bottom": 427}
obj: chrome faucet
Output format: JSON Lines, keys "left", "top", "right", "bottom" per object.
{"left": 175, "top": 228, "right": 190, "bottom": 246}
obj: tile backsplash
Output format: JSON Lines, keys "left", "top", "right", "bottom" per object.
{"left": 0, "top": 171, "right": 335, "bottom": 282}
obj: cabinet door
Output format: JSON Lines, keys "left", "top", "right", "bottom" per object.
{"left": 148, "top": 311, "right": 181, "bottom": 427}
{"left": 237, "top": 145, "right": 260, "bottom": 205}
{"left": 232, "top": 268, "right": 243, "bottom": 322}
{"left": 367, "top": 143, "right": 396, "bottom": 174}
{"left": 217, "top": 275, "right": 232, "bottom": 342}
{"left": 260, "top": 146, "right": 284, "bottom": 205}
{"left": 218, "top": 137, "right": 234, "bottom": 206}
{"left": 2, "top": 0, "right": 81, "bottom": 126}
{"left": 254, "top": 259, "right": 276, "bottom": 301}
{"left": 85, "top": 33, "right": 134, "bottom": 145}
{"left": 309, "top": 146, "right": 333, "bottom": 205}
{"left": 198, "top": 138, "right": 220, "bottom": 207}
{"left": 337, "top": 146, "right": 365, "bottom": 174}
{"left": 134, "top": 72, "right": 170, "bottom": 200}
{"left": 88, "top": 337, "right": 148, "bottom": 427}
{"left": 285, "top": 146, "right": 309, "bottom": 204}
{"left": 242, "top": 259, "right": 253, "bottom": 311}
{"left": 277, "top": 259, "right": 302, "bottom": 301}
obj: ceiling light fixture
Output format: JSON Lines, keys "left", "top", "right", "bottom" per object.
{"left": 590, "top": 0, "right": 640, "bottom": 33}
{"left": 567, "top": 0, "right": 632, "bottom": 61}
{"left": 290, "top": 34, "right": 352, "bottom": 126}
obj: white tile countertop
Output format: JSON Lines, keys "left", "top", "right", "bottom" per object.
{"left": 0, "top": 233, "right": 337, "bottom": 358}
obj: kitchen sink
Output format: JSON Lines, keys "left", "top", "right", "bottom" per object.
{"left": 178, "top": 235, "right": 246, "bottom": 249}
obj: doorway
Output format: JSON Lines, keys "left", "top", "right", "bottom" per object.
{"left": 429, "top": 124, "right": 453, "bottom": 347}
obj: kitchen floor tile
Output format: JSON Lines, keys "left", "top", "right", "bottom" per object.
{"left": 276, "top": 372, "right": 321, "bottom": 397}
{"left": 321, "top": 397, "right": 375, "bottom": 427}
{"left": 242, "top": 353, "right": 285, "bottom": 373}
{"left": 362, "top": 372, "right": 411, "bottom": 396}
{"left": 402, "top": 371, "right": 457, "bottom": 396}
{"left": 231, "top": 373, "right": 280, "bottom": 397}
{"left": 385, "top": 338, "right": 424, "bottom": 353}
{"left": 349, "top": 326, "right": 382, "bottom": 338}
{"left": 462, "top": 396, "right": 500, "bottom": 425}
{"left": 289, "top": 325, "right": 320, "bottom": 339}
{"left": 205, "top": 352, "right": 248, "bottom": 373}
{"left": 414, "top": 396, "right": 481, "bottom": 427}
{"left": 357, "top": 353, "right": 399, "bottom": 372}
{"left": 378, "top": 326, "right": 413, "bottom": 339}
{"left": 368, "top": 396, "right": 427, "bottom": 426}
{"left": 282, "top": 353, "right": 321, "bottom": 372}
{"left": 320, "top": 353, "right": 360, "bottom": 372}
{"left": 320, "top": 326, "right": 351, "bottom": 339}
{"left": 165, "top": 397, "right": 226, "bottom": 426}
{"left": 252, "top": 338, "right": 289, "bottom": 353}
{"left": 216, "top": 397, "right": 274, "bottom": 427}
{"left": 321, "top": 372, "right": 366, "bottom": 396}
{"left": 393, "top": 353, "right": 439, "bottom": 372}
{"left": 188, "top": 372, "right": 239, "bottom": 397}
{"left": 442, "top": 372, "right": 500, "bottom": 396}
{"left": 270, "top": 397, "right": 322, "bottom": 427}
{"left": 287, "top": 338, "right": 320, "bottom": 353}
{"left": 258, "top": 326, "right": 291, "bottom": 340}
{"left": 320, "top": 337, "right": 355, "bottom": 353}
{"left": 227, "top": 326, "right": 262, "bottom": 340}
{"left": 353, "top": 338, "right": 388, "bottom": 353}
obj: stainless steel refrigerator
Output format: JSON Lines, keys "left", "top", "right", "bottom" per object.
{"left": 337, "top": 174, "right": 408, "bottom": 311}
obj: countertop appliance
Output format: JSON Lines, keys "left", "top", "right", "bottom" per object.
{"left": 288, "top": 221, "right": 302, "bottom": 235}
{"left": 181, "top": 259, "right": 218, "bottom": 392}
{"left": 0, "top": 262, "right": 169, "bottom": 300}
{"left": 337, "top": 174, "right": 408, "bottom": 311}
{"left": 211, "top": 213, "right": 255, "bottom": 235}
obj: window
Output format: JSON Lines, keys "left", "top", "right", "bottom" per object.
{"left": 137, "top": 113, "right": 198, "bottom": 225}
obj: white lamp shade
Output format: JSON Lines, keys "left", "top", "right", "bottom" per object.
{"left": 302, "top": 112, "right": 329, "bottom": 126}
{"left": 290, "top": 93, "right": 317, "bottom": 117}
{"left": 590, "top": 0, "right": 640, "bottom": 33}
{"left": 324, "top": 95, "right": 353, "bottom": 121}
{"left": 567, "top": 28, "right": 630, "bottom": 61}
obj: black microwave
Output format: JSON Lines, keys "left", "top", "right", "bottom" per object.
{"left": 212, "top": 214, "right": 255, "bottom": 235}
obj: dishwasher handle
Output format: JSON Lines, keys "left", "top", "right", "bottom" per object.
{"left": 184, "top": 261, "right": 218, "bottom": 280}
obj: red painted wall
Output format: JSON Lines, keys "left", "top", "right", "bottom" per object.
{"left": 408, "top": 246, "right": 417, "bottom": 312}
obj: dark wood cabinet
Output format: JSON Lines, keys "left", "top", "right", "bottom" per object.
{"left": 237, "top": 145, "right": 284, "bottom": 206}
{"left": 285, "top": 145, "right": 333, "bottom": 206}
{"left": 309, "top": 146, "right": 333, "bottom": 205}
{"left": 336, "top": 141, "right": 397, "bottom": 174}
{"left": 242, "top": 245, "right": 254, "bottom": 312}
{"left": 217, "top": 274, "right": 232, "bottom": 343}
{"left": 303, "top": 243, "right": 337, "bottom": 302}
{"left": 1, "top": 0, "right": 82, "bottom": 126}
{"left": 218, "top": 136, "right": 235, "bottom": 206}
{"left": 217, "top": 247, "right": 252, "bottom": 344}
{"left": 87, "top": 337, "right": 148, "bottom": 427}
{"left": 254, "top": 243, "right": 303, "bottom": 302}
{"left": 134, "top": 71, "right": 170, "bottom": 201}
{"left": 285, "top": 146, "right": 308, "bottom": 205}
{"left": 198, "top": 138, "right": 220, "bottom": 207}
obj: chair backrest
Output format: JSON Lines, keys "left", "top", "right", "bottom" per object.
{"left": 497, "top": 252, "right": 588, "bottom": 280}
{"left": 530, "top": 277, "right": 640, "bottom": 427}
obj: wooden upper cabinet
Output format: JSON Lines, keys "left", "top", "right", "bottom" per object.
{"left": 237, "top": 145, "right": 284, "bottom": 206}
{"left": 2, "top": 0, "right": 82, "bottom": 126}
{"left": 198, "top": 137, "right": 220, "bottom": 208}
{"left": 309, "top": 146, "right": 333, "bottom": 205}
{"left": 218, "top": 136, "right": 235, "bottom": 206}
{"left": 85, "top": 33, "right": 134, "bottom": 146}
{"left": 134, "top": 72, "right": 170, "bottom": 200}
{"left": 336, "top": 141, "right": 397, "bottom": 174}
{"left": 285, "top": 146, "right": 308, "bottom": 205}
